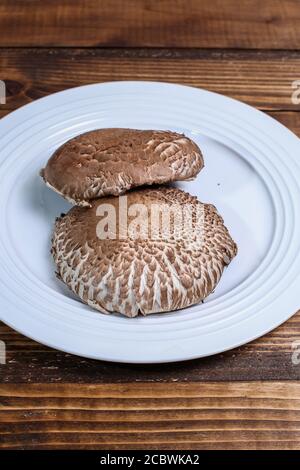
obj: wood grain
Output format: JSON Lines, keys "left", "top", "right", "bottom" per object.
{"left": 0, "top": 0, "right": 300, "bottom": 48}
{"left": 270, "top": 111, "right": 300, "bottom": 137}
{"left": 0, "top": 382, "right": 299, "bottom": 449}
{"left": 1, "top": 48, "right": 300, "bottom": 111}
{"left": 1, "top": 306, "right": 300, "bottom": 383}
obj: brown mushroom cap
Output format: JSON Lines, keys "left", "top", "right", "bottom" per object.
{"left": 51, "top": 187, "right": 237, "bottom": 317}
{"left": 41, "top": 128, "right": 204, "bottom": 206}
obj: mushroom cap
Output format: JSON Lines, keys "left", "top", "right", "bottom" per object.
{"left": 41, "top": 128, "right": 204, "bottom": 206}
{"left": 51, "top": 187, "right": 237, "bottom": 317}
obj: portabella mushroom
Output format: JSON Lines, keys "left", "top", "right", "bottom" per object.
{"left": 41, "top": 128, "right": 204, "bottom": 206}
{"left": 51, "top": 187, "right": 237, "bottom": 317}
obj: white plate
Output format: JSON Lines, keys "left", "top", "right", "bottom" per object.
{"left": 0, "top": 81, "right": 300, "bottom": 363}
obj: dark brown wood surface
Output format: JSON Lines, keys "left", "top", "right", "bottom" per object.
{"left": 0, "top": 0, "right": 300, "bottom": 48}
{"left": 1, "top": 382, "right": 300, "bottom": 450}
{"left": 1, "top": 0, "right": 300, "bottom": 450}
{"left": 1, "top": 49, "right": 300, "bottom": 112}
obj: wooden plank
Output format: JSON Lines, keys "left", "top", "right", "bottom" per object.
{"left": 270, "top": 111, "right": 300, "bottom": 137}
{"left": 1, "top": 48, "right": 299, "bottom": 112}
{"left": 0, "top": 110, "right": 8, "bottom": 118}
{"left": 1, "top": 306, "right": 300, "bottom": 382}
{"left": 0, "top": 382, "right": 300, "bottom": 449}
{"left": 0, "top": 0, "right": 300, "bottom": 48}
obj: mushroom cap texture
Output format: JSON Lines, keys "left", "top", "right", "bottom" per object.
{"left": 41, "top": 128, "right": 204, "bottom": 206}
{"left": 51, "top": 187, "right": 237, "bottom": 317}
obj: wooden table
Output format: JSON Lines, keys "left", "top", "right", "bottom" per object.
{"left": 1, "top": 0, "right": 300, "bottom": 450}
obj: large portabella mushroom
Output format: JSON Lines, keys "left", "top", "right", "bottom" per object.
{"left": 40, "top": 128, "right": 204, "bottom": 206}
{"left": 51, "top": 187, "right": 237, "bottom": 317}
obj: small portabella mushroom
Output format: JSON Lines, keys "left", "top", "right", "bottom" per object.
{"left": 51, "top": 187, "right": 237, "bottom": 317}
{"left": 40, "top": 128, "right": 204, "bottom": 206}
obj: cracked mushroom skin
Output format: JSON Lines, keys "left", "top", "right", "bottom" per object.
{"left": 51, "top": 187, "right": 237, "bottom": 317}
{"left": 41, "top": 128, "right": 204, "bottom": 206}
